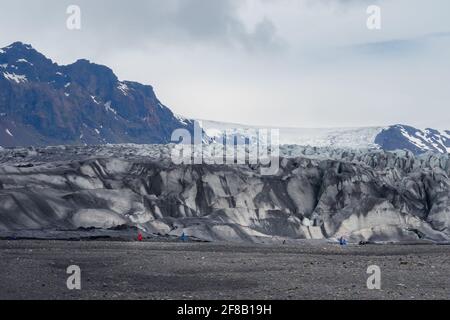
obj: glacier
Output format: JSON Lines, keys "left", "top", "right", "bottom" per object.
{"left": 0, "top": 144, "right": 448, "bottom": 243}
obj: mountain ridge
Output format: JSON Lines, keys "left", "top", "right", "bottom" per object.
{"left": 1, "top": 42, "right": 448, "bottom": 155}
{"left": 0, "top": 41, "right": 193, "bottom": 147}
{"left": 200, "top": 120, "right": 450, "bottom": 155}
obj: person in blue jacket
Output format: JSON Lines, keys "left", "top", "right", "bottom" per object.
{"left": 339, "top": 236, "right": 348, "bottom": 246}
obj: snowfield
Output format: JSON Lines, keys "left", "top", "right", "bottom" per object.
{"left": 201, "top": 120, "right": 384, "bottom": 149}
{"left": 200, "top": 121, "right": 450, "bottom": 155}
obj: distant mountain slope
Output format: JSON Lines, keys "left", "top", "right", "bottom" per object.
{"left": 200, "top": 121, "right": 449, "bottom": 155}
{"left": 0, "top": 42, "right": 193, "bottom": 147}
{"left": 376, "top": 124, "right": 450, "bottom": 154}
{"left": 1, "top": 42, "right": 448, "bottom": 155}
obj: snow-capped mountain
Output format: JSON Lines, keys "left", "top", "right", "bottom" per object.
{"left": 376, "top": 125, "right": 450, "bottom": 154}
{"left": 200, "top": 120, "right": 450, "bottom": 155}
{"left": 0, "top": 42, "right": 448, "bottom": 155}
{"left": 0, "top": 42, "right": 193, "bottom": 147}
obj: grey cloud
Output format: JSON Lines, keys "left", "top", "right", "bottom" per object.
{"left": 301, "top": 0, "right": 381, "bottom": 13}
{"left": 311, "top": 0, "right": 380, "bottom": 5}
{"left": 244, "top": 18, "right": 283, "bottom": 51}
{"left": 1, "top": 0, "right": 449, "bottom": 129}
{"left": 170, "top": 0, "right": 282, "bottom": 50}
{"left": 0, "top": 0, "right": 281, "bottom": 52}
{"left": 351, "top": 32, "right": 450, "bottom": 57}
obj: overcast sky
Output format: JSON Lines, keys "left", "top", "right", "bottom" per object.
{"left": 1, "top": 0, "right": 449, "bottom": 128}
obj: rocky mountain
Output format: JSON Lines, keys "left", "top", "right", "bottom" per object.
{"left": 201, "top": 121, "right": 450, "bottom": 155}
{"left": 0, "top": 42, "right": 193, "bottom": 147}
{"left": 1, "top": 41, "right": 448, "bottom": 156}
{"left": 0, "top": 144, "right": 448, "bottom": 243}
{"left": 376, "top": 124, "right": 450, "bottom": 154}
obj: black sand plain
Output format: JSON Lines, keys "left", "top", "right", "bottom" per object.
{"left": 0, "top": 240, "right": 448, "bottom": 300}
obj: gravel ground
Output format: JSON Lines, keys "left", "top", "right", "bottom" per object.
{"left": 0, "top": 240, "right": 448, "bottom": 300}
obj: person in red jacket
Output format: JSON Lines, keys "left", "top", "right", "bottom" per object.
{"left": 137, "top": 232, "right": 143, "bottom": 242}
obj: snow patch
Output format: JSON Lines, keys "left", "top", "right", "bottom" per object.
{"left": 441, "top": 130, "right": 450, "bottom": 140}
{"left": 91, "top": 96, "right": 100, "bottom": 104}
{"left": 117, "top": 82, "right": 130, "bottom": 96}
{"left": 5, "top": 129, "right": 13, "bottom": 137}
{"left": 174, "top": 114, "right": 189, "bottom": 126}
{"left": 104, "top": 101, "right": 117, "bottom": 115}
{"left": 395, "top": 125, "right": 449, "bottom": 154}
{"left": 17, "top": 59, "right": 33, "bottom": 66}
{"left": 399, "top": 127, "right": 429, "bottom": 150}
{"left": 3, "top": 72, "right": 28, "bottom": 84}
